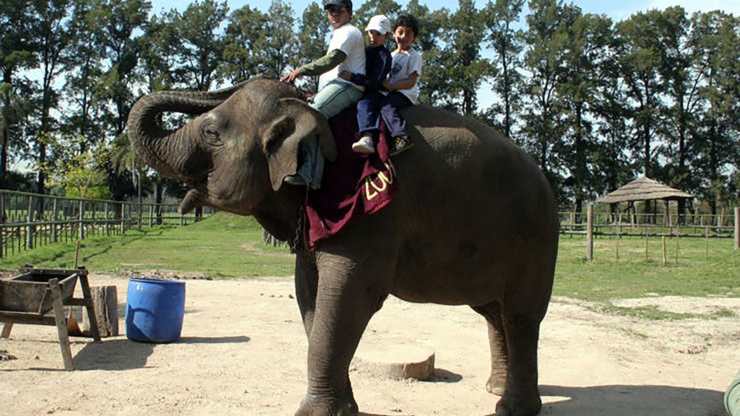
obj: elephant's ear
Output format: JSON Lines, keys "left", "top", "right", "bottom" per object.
{"left": 261, "top": 98, "right": 337, "bottom": 191}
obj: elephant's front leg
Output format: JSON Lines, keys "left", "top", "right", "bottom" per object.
{"left": 295, "top": 250, "right": 390, "bottom": 416}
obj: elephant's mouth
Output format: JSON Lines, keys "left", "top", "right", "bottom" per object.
{"left": 179, "top": 188, "right": 204, "bottom": 214}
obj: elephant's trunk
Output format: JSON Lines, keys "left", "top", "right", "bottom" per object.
{"left": 126, "top": 82, "right": 248, "bottom": 179}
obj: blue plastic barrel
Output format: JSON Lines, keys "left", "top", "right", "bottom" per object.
{"left": 126, "top": 277, "right": 186, "bottom": 343}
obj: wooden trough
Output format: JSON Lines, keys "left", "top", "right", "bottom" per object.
{"left": 0, "top": 265, "right": 100, "bottom": 370}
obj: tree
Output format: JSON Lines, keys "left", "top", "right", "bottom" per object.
{"left": 354, "top": 0, "right": 401, "bottom": 27}
{"left": 484, "top": 0, "right": 525, "bottom": 139}
{"left": 95, "top": 0, "right": 151, "bottom": 202}
{"left": 446, "top": 0, "right": 492, "bottom": 116}
{"left": 615, "top": 10, "right": 667, "bottom": 182}
{"left": 0, "top": 0, "right": 36, "bottom": 183}
{"left": 402, "top": 1, "right": 449, "bottom": 107}
{"left": 171, "top": 0, "right": 228, "bottom": 90}
{"left": 654, "top": 7, "right": 706, "bottom": 217}
{"left": 557, "top": 12, "right": 613, "bottom": 216}
{"left": 295, "top": 2, "right": 330, "bottom": 92}
{"left": 221, "top": 5, "right": 270, "bottom": 83}
{"left": 261, "top": 0, "right": 298, "bottom": 79}
{"left": 29, "top": 0, "right": 72, "bottom": 195}
{"left": 520, "top": 0, "right": 573, "bottom": 193}
{"left": 62, "top": 0, "right": 106, "bottom": 154}
{"left": 691, "top": 11, "right": 739, "bottom": 214}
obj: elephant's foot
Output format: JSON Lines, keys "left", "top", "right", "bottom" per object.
{"left": 294, "top": 394, "right": 358, "bottom": 416}
{"left": 495, "top": 392, "right": 542, "bottom": 416}
{"left": 486, "top": 374, "right": 506, "bottom": 396}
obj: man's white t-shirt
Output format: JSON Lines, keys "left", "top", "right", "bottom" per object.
{"left": 318, "top": 24, "right": 365, "bottom": 91}
{"left": 388, "top": 49, "right": 423, "bottom": 104}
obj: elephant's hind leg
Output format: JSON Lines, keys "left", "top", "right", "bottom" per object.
{"left": 495, "top": 311, "right": 543, "bottom": 416}
{"left": 471, "top": 301, "right": 508, "bottom": 395}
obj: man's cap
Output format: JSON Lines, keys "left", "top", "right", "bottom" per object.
{"left": 365, "top": 15, "right": 391, "bottom": 35}
{"left": 322, "top": 0, "right": 352, "bottom": 10}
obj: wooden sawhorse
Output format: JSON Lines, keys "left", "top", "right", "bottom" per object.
{"left": 0, "top": 266, "right": 101, "bottom": 370}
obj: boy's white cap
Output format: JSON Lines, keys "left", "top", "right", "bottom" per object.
{"left": 366, "top": 15, "right": 391, "bottom": 35}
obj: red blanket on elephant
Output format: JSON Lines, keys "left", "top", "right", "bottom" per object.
{"left": 305, "top": 107, "right": 397, "bottom": 248}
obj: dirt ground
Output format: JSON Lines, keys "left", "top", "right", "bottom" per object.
{"left": 1, "top": 275, "right": 738, "bottom": 416}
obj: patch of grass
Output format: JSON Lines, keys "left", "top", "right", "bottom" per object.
{"left": 0, "top": 213, "right": 294, "bottom": 277}
{"left": 554, "top": 235, "right": 739, "bottom": 302}
{"left": 594, "top": 304, "right": 737, "bottom": 321}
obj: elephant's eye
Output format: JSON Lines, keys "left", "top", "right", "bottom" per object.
{"left": 202, "top": 124, "right": 222, "bottom": 146}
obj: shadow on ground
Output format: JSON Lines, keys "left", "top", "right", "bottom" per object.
{"left": 358, "top": 384, "right": 724, "bottom": 416}
{"left": 72, "top": 335, "right": 250, "bottom": 370}
{"left": 479, "top": 384, "right": 725, "bottom": 416}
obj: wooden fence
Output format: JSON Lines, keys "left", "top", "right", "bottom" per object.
{"left": 0, "top": 189, "right": 213, "bottom": 258}
{"left": 559, "top": 208, "right": 737, "bottom": 239}
{"left": 562, "top": 205, "right": 740, "bottom": 261}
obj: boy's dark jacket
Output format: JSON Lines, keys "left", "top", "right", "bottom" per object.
{"left": 351, "top": 45, "right": 392, "bottom": 93}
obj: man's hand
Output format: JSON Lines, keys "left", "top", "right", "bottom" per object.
{"left": 338, "top": 70, "right": 351, "bottom": 81}
{"left": 281, "top": 68, "right": 302, "bottom": 83}
{"left": 383, "top": 80, "right": 394, "bottom": 91}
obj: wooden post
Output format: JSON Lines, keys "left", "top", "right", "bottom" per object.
{"left": 645, "top": 229, "right": 649, "bottom": 261}
{"left": 735, "top": 207, "right": 739, "bottom": 250}
{"left": 120, "top": 203, "right": 125, "bottom": 234}
{"left": 1, "top": 321, "right": 11, "bottom": 338}
{"left": 26, "top": 195, "right": 34, "bottom": 249}
{"left": 51, "top": 198, "right": 58, "bottom": 242}
{"left": 705, "top": 226, "right": 710, "bottom": 259}
{"left": 662, "top": 236, "right": 667, "bottom": 266}
{"left": 104, "top": 202, "right": 109, "bottom": 236}
{"left": 149, "top": 204, "right": 154, "bottom": 228}
{"left": 77, "top": 269, "right": 101, "bottom": 342}
{"left": 78, "top": 200, "right": 85, "bottom": 240}
{"left": 586, "top": 203, "right": 594, "bottom": 261}
{"left": 50, "top": 278, "right": 74, "bottom": 370}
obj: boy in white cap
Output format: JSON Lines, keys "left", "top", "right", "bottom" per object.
{"left": 280, "top": 0, "right": 366, "bottom": 187}
{"left": 342, "top": 15, "right": 393, "bottom": 154}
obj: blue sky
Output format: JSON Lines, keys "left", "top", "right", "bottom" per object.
{"left": 151, "top": 0, "right": 740, "bottom": 19}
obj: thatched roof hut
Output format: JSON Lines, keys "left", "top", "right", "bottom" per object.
{"left": 596, "top": 176, "right": 692, "bottom": 204}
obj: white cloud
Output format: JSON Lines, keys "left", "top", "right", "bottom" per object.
{"left": 647, "top": 0, "right": 740, "bottom": 15}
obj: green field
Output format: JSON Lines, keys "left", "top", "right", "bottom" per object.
{"left": 0, "top": 213, "right": 294, "bottom": 277}
{"left": 2, "top": 213, "right": 738, "bottom": 305}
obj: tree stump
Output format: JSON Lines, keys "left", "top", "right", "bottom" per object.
{"left": 353, "top": 345, "right": 436, "bottom": 381}
{"left": 67, "top": 286, "right": 118, "bottom": 337}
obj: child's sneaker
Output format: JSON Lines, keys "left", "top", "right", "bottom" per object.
{"left": 352, "top": 135, "right": 375, "bottom": 154}
{"left": 390, "top": 135, "right": 413, "bottom": 156}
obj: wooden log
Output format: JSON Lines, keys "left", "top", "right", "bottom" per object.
{"left": 83, "top": 285, "right": 118, "bottom": 338}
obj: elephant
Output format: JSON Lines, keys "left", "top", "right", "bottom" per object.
{"left": 127, "top": 77, "right": 559, "bottom": 416}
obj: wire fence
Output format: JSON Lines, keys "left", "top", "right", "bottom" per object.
{"left": 0, "top": 189, "right": 214, "bottom": 258}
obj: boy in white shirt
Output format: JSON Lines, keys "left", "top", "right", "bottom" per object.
{"left": 381, "top": 14, "right": 422, "bottom": 155}
{"left": 280, "top": 0, "right": 365, "bottom": 187}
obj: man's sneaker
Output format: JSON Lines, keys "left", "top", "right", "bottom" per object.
{"left": 283, "top": 174, "right": 307, "bottom": 186}
{"left": 352, "top": 135, "right": 375, "bottom": 154}
{"left": 390, "top": 135, "right": 413, "bottom": 156}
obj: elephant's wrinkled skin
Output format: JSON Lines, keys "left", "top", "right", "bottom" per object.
{"left": 127, "top": 78, "right": 558, "bottom": 416}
